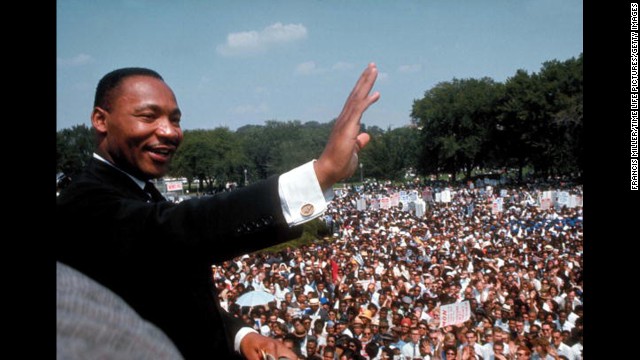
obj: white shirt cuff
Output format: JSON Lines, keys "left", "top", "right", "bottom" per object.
{"left": 234, "top": 327, "right": 258, "bottom": 353}
{"left": 279, "top": 160, "right": 334, "bottom": 226}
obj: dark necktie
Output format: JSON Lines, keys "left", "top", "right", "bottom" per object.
{"left": 144, "top": 182, "right": 165, "bottom": 202}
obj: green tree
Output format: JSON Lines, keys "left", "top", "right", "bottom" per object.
{"left": 359, "top": 126, "right": 420, "bottom": 181}
{"left": 237, "top": 120, "right": 331, "bottom": 179}
{"left": 495, "top": 69, "right": 545, "bottom": 181}
{"left": 538, "top": 53, "right": 583, "bottom": 178}
{"left": 497, "top": 53, "right": 583, "bottom": 180}
{"left": 57, "top": 124, "right": 95, "bottom": 177}
{"left": 170, "top": 128, "right": 248, "bottom": 192}
{"left": 411, "top": 77, "right": 504, "bottom": 181}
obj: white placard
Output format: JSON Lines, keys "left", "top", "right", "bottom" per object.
{"left": 439, "top": 301, "right": 471, "bottom": 328}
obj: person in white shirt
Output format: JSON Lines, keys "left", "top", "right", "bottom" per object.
{"left": 493, "top": 309, "right": 510, "bottom": 333}
{"left": 556, "top": 310, "right": 574, "bottom": 332}
{"left": 483, "top": 327, "right": 510, "bottom": 359}
{"left": 401, "top": 327, "right": 426, "bottom": 359}
{"left": 557, "top": 290, "right": 582, "bottom": 311}
{"left": 458, "top": 330, "right": 486, "bottom": 359}
{"left": 566, "top": 305, "right": 582, "bottom": 326}
{"left": 551, "top": 329, "right": 578, "bottom": 360}
{"left": 472, "top": 279, "right": 491, "bottom": 304}
{"left": 569, "top": 329, "right": 582, "bottom": 360}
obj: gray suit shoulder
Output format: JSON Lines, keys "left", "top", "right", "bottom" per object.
{"left": 56, "top": 262, "right": 184, "bottom": 359}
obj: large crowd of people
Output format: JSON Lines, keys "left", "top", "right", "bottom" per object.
{"left": 212, "top": 178, "right": 583, "bottom": 360}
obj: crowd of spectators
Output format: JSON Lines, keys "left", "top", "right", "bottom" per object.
{"left": 212, "top": 179, "right": 583, "bottom": 360}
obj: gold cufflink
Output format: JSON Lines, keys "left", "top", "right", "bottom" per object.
{"left": 300, "top": 203, "right": 314, "bottom": 217}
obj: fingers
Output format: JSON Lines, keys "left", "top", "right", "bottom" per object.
{"left": 337, "top": 63, "right": 380, "bottom": 128}
{"left": 248, "top": 338, "right": 297, "bottom": 360}
{"left": 352, "top": 63, "right": 379, "bottom": 101}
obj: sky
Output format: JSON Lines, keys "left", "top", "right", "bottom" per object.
{"left": 57, "top": 0, "right": 583, "bottom": 131}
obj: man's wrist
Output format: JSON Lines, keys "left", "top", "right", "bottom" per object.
{"left": 234, "top": 327, "right": 258, "bottom": 353}
{"left": 313, "top": 159, "right": 334, "bottom": 191}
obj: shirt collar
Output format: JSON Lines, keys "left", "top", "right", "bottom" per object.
{"left": 93, "top": 153, "right": 147, "bottom": 190}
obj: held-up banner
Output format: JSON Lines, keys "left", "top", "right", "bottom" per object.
{"left": 356, "top": 197, "right": 367, "bottom": 211}
{"left": 440, "top": 189, "right": 452, "bottom": 203}
{"left": 380, "top": 197, "right": 390, "bottom": 209}
{"left": 166, "top": 181, "right": 183, "bottom": 192}
{"left": 540, "top": 198, "right": 552, "bottom": 210}
{"left": 491, "top": 198, "right": 503, "bottom": 214}
{"left": 369, "top": 198, "right": 379, "bottom": 210}
{"left": 439, "top": 301, "right": 471, "bottom": 328}
{"left": 391, "top": 193, "right": 400, "bottom": 207}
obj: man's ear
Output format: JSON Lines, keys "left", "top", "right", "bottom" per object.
{"left": 91, "top": 107, "right": 108, "bottom": 134}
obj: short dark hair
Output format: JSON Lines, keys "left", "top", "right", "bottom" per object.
{"left": 365, "top": 341, "right": 379, "bottom": 357}
{"left": 94, "top": 67, "right": 163, "bottom": 111}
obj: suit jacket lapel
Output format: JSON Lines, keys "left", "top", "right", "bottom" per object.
{"left": 86, "top": 158, "right": 151, "bottom": 202}
{"left": 144, "top": 182, "right": 166, "bottom": 202}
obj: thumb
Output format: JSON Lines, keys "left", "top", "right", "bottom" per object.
{"left": 356, "top": 132, "right": 370, "bottom": 151}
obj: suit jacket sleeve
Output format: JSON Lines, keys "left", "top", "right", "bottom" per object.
{"left": 58, "top": 164, "right": 302, "bottom": 268}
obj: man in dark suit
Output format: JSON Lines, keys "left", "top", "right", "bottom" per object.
{"left": 57, "top": 64, "right": 380, "bottom": 359}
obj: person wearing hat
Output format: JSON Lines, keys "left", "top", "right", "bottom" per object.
{"left": 308, "top": 297, "right": 329, "bottom": 328}
{"left": 379, "top": 332, "right": 396, "bottom": 347}
{"left": 493, "top": 308, "right": 510, "bottom": 333}
{"left": 368, "top": 317, "right": 383, "bottom": 344}
{"left": 350, "top": 316, "right": 365, "bottom": 339}
{"left": 401, "top": 295, "right": 414, "bottom": 311}
{"left": 396, "top": 317, "right": 413, "bottom": 345}
{"left": 358, "top": 309, "right": 373, "bottom": 326}
{"left": 289, "top": 318, "right": 309, "bottom": 355}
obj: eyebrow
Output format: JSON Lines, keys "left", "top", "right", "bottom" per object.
{"left": 133, "top": 103, "right": 182, "bottom": 117}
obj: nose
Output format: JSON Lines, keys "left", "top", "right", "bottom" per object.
{"left": 156, "top": 116, "right": 182, "bottom": 143}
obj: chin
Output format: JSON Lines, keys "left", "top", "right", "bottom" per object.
{"left": 143, "top": 167, "right": 168, "bottom": 180}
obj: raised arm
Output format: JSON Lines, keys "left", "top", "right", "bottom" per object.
{"left": 314, "top": 62, "right": 380, "bottom": 190}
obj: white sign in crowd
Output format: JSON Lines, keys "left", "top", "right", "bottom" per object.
{"left": 353, "top": 178, "right": 582, "bottom": 219}
{"left": 439, "top": 300, "right": 471, "bottom": 328}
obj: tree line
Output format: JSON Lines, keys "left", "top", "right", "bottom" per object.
{"left": 57, "top": 53, "right": 582, "bottom": 189}
{"left": 412, "top": 53, "right": 582, "bottom": 182}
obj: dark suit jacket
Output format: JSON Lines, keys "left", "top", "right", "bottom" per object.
{"left": 57, "top": 158, "right": 302, "bottom": 359}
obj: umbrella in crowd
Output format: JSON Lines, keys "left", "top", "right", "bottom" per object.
{"left": 235, "top": 290, "right": 276, "bottom": 307}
